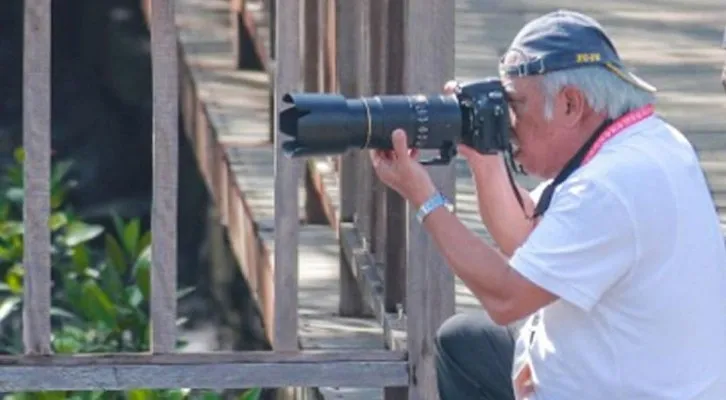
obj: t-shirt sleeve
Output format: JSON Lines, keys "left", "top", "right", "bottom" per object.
{"left": 510, "top": 176, "right": 637, "bottom": 312}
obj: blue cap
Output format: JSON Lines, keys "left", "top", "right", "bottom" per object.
{"left": 499, "top": 10, "right": 656, "bottom": 93}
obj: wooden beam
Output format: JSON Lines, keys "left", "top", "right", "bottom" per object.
{"left": 0, "top": 351, "right": 408, "bottom": 391}
{"left": 149, "top": 0, "right": 180, "bottom": 354}
{"left": 336, "top": 1, "right": 369, "bottom": 318}
{"left": 22, "top": 0, "right": 52, "bottom": 356}
{"left": 273, "top": 0, "right": 302, "bottom": 351}
{"left": 339, "top": 223, "right": 407, "bottom": 351}
{"left": 402, "top": 0, "right": 457, "bottom": 398}
{"left": 382, "top": 0, "right": 407, "bottom": 318}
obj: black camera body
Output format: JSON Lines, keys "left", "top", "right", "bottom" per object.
{"left": 278, "top": 77, "right": 512, "bottom": 165}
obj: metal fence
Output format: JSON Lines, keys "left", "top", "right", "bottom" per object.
{"left": 3, "top": 0, "right": 458, "bottom": 398}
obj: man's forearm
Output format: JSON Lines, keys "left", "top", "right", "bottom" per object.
{"left": 470, "top": 157, "right": 536, "bottom": 257}
{"left": 420, "top": 203, "right": 516, "bottom": 322}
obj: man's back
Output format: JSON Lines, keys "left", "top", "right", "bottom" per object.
{"left": 512, "top": 115, "right": 726, "bottom": 399}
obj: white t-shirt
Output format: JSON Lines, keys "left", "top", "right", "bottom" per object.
{"left": 509, "top": 115, "right": 726, "bottom": 400}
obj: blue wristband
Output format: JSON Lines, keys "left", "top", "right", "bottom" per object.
{"left": 416, "top": 191, "right": 454, "bottom": 223}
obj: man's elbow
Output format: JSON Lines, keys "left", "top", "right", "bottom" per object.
{"left": 480, "top": 295, "right": 521, "bottom": 326}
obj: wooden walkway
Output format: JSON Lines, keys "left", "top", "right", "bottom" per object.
{"left": 175, "top": 0, "right": 726, "bottom": 398}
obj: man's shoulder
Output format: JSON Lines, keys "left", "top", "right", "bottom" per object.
{"left": 576, "top": 116, "right": 696, "bottom": 194}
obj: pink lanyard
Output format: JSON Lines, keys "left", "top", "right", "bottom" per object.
{"left": 582, "top": 104, "right": 655, "bottom": 164}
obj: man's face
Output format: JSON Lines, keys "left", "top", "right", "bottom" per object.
{"left": 501, "top": 74, "right": 561, "bottom": 179}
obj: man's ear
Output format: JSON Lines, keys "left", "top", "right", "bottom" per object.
{"left": 561, "top": 86, "right": 586, "bottom": 126}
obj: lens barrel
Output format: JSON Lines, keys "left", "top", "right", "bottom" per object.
{"left": 279, "top": 92, "right": 463, "bottom": 157}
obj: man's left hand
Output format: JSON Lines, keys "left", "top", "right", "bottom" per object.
{"left": 369, "top": 128, "right": 437, "bottom": 208}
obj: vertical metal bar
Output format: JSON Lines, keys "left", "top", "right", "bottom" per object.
{"left": 22, "top": 0, "right": 52, "bottom": 355}
{"left": 150, "top": 0, "right": 179, "bottom": 354}
{"left": 273, "top": 0, "right": 302, "bottom": 351}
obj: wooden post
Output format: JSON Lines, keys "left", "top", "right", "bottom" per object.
{"left": 273, "top": 0, "right": 302, "bottom": 351}
{"left": 403, "top": 0, "right": 457, "bottom": 398}
{"left": 369, "top": 0, "right": 388, "bottom": 267}
{"left": 303, "top": 0, "right": 328, "bottom": 224}
{"left": 22, "top": 0, "right": 52, "bottom": 356}
{"left": 383, "top": 0, "right": 406, "bottom": 317}
{"left": 336, "top": 1, "right": 370, "bottom": 317}
{"left": 149, "top": 0, "right": 179, "bottom": 354}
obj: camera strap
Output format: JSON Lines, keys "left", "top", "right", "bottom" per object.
{"left": 507, "top": 104, "right": 655, "bottom": 221}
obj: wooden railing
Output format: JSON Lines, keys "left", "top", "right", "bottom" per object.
{"left": 233, "top": 0, "right": 459, "bottom": 397}
{"left": 3, "top": 0, "right": 458, "bottom": 398}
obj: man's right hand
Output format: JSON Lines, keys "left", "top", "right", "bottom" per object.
{"left": 442, "top": 79, "right": 537, "bottom": 256}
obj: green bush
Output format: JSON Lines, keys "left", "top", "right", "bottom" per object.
{"left": 0, "top": 149, "right": 260, "bottom": 400}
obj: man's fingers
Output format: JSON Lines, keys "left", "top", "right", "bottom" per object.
{"left": 456, "top": 143, "right": 476, "bottom": 159}
{"left": 391, "top": 129, "right": 409, "bottom": 158}
{"left": 443, "top": 80, "right": 459, "bottom": 95}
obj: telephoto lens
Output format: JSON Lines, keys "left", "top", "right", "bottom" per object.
{"left": 278, "top": 92, "right": 463, "bottom": 158}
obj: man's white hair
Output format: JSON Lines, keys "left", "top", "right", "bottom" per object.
{"left": 540, "top": 65, "right": 655, "bottom": 120}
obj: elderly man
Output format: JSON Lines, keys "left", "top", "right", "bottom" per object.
{"left": 370, "top": 10, "right": 726, "bottom": 400}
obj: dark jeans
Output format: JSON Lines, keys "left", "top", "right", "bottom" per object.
{"left": 434, "top": 311, "right": 526, "bottom": 400}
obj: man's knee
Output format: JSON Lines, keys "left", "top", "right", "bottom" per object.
{"left": 434, "top": 312, "right": 519, "bottom": 399}
{"left": 435, "top": 311, "right": 514, "bottom": 364}
{"left": 435, "top": 312, "right": 477, "bottom": 361}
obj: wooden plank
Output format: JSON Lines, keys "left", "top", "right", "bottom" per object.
{"left": 273, "top": 0, "right": 302, "bottom": 351}
{"left": 354, "top": 0, "right": 373, "bottom": 246}
{"left": 0, "top": 351, "right": 408, "bottom": 391}
{"left": 382, "top": 0, "right": 407, "bottom": 317}
{"left": 149, "top": 0, "right": 179, "bottom": 354}
{"left": 323, "top": 0, "right": 337, "bottom": 92}
{"left": 22, "top": 0, "right": 52, "bottom": 356}
{"left": 369, "top": 0, "right": 388, "bottom": 266}
{"left": 336, "top": 1, "right": 368, "bottom": 317}
{"left": 339, "top": 223, "right": 407, "bottom": 351}
{"left": 402, "top": 0, "right": 457, "bottom": 398}
{"left": 0, "top": 350, "right": 406, "bottom": 364}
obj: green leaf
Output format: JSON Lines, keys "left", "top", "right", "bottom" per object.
{"left": 64, "top": 221, "right": 104, "bottom": 247}
{"left": 200, "top": 391, "right": 223, "bottom": 400}
{"left": 126, "top": 285, "right": 144, "bottom": 308}
{"left": 53, "top": 333, "right": 83, "bottom": 354}
{"left": 161, "top": 389, "right": 187, "bottom": 400}
{"left": 4, "top": 187, "right": 23, "bottom": 203}
{"left": 70, "top": 244, "right": 90, "bottom": 273}
{"left": 127, "top": 389, "right": 157, "bottom": 400}
{"left": 123, "top": 218, "right": 141, "bottom": 257}
{"left": 49, "top": 212, "right": 68, "bottom": 231}
{"left": 0, "top": 295, "right": 21, "bottom": 324}
{"left": 133, "top": 246, "right": 151, "bottom": 301}
{"left": 50, "top": 306, "right": 81, "bottom": 322}
{"left": 13, "top": 147, "right": 24, "bottom": 164}
{"left": 110, "top": 212, "right": 125, "bottom": 241}
{"left": 50, "top": 160, "right": 74, "bottom": 188}
{"left": 105, "top": 233, "right": 127, "bottom": 274}
{"left": 0, "top": 245, "right": 18, "bottom": 262}
{"left": 240, "top": 388, "right": 262, "bottom": 400}
{"left": 80, "top": 280, "right": 117, "bottom": 329}
{"left": 138, "top": 231, "right": 152, "bottom": 257}
{"left": 176, "top": 286, "right": 195, "bottom": 300}
{"left": 0, "top": 282, "right": 12, "bottom": 293}
{"left": 99, "top": 263, "right": 123, "bottom": 303}
{"left": 50, "top": 187, "right": 66, "bottom": 211}
{"left": 0, "top": 221, "right": 24, "bottom": 239}
{"left": 63, "top": 275, "right": 83, "bottom": 310}
{"left": 6, "top": 263, "right": 24, "bottom": 294}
